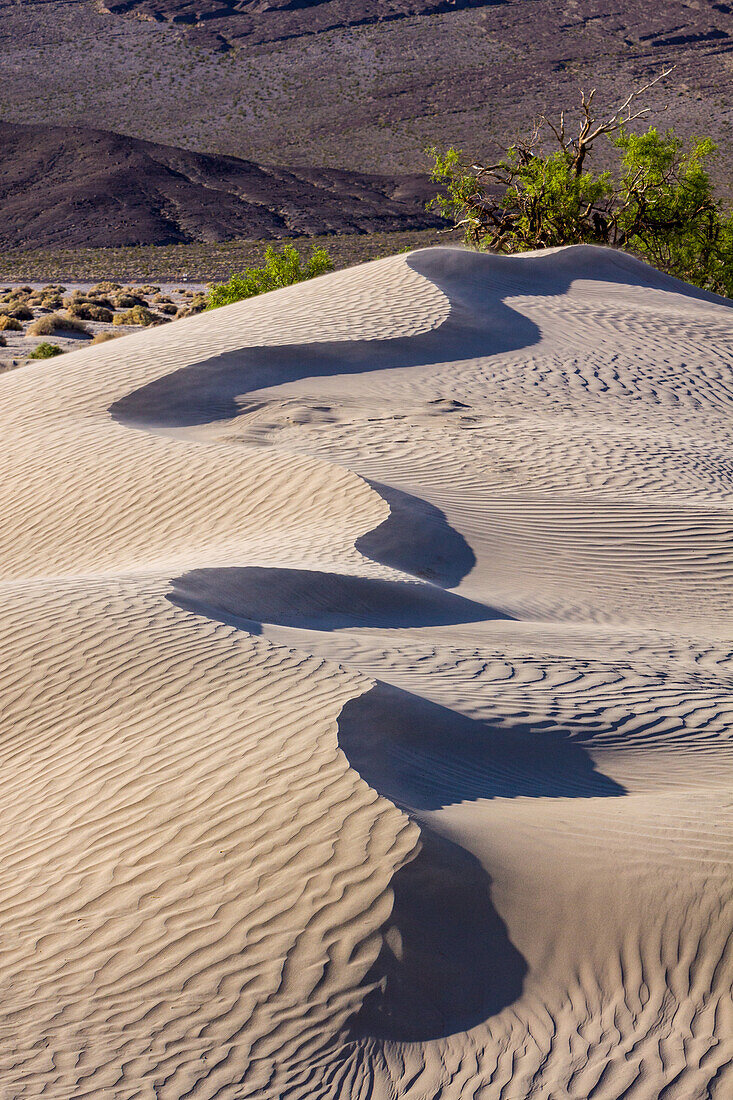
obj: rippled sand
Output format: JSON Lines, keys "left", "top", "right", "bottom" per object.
{"left": 0, "top": 246, "right": 730, "bottom": 1098}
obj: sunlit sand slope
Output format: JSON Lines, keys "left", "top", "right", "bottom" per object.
{"left": 0, "top": 246, "right": 730, "bottom": 1099}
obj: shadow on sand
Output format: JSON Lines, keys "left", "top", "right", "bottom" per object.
{"left": 109, "top": 249, "right": 549, "bottom": 430}
{"left": 350, "top": 823, "right": 528, "bottom": 1042}
{"left": 355, "top": 481, "right": 476, "bottom": 587}
{"left": 146, "top": 247, "right": 641, "bottom": 1042}
{"left": 168, "top": 565, "right": 511, "bottom": 633}
{"left": 339, "top": 681, "right": 626, "bottom": 1040}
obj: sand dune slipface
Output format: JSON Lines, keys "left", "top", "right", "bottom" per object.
{"left": 0, "top": 246, "right": 731, "bottom": 1098}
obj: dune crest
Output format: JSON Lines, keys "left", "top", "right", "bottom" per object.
{"left": 0, "top": 246, "right": 731, "bottom": 1098}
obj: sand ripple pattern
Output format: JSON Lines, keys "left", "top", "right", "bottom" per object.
{"left": 0, "top": 246, "right": 730, "bottom": 1098}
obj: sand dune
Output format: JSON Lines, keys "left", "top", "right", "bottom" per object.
{"left": 0, "top": 245, "right": 731, "bottom": 1098}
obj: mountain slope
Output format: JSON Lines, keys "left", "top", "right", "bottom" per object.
{"left": 0, "top": 121, "right": 442, "bottom": 248}
{"left": 1, "top": 1, "right": 731, "bottom": 187}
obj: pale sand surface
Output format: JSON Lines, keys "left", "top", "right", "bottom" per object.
{"left": 0, "top": 245, "right": 731, "bottom": 1098}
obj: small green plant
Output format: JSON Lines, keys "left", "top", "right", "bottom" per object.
{"left": 29, "top": 342, "right": 63, "bottom": 359}
{"left": 206, "top": 244, "right": 334, "bottom": 309}
{"left": 429, "top": 73, "right": 733, "bottom": 298}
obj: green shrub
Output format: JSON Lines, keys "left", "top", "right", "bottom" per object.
{"left": 29, "top": 342, "right": 63, "bottom": 359}
{"left": 206, "top": 245, "right": 334, "bottom": 309}
{"left": 429, "top": 76, "right": 733, "bottom": 298}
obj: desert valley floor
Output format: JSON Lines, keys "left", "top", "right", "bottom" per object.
{"left": 0, "top": 245, "right": 731, "bottom": 1098}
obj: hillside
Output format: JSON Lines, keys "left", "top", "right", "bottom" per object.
{"left": 0, "top": 121, "right": 442, "bottom": 248}
{"left": 0, "top": 0, "right": 731, "bottom": 189}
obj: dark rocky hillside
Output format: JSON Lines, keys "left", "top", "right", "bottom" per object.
{"left": 0, "top": 121, "right": 443, "bottom": 248}
{"left": 0, "top": 0, "right": 732, "bottom": 250}
{"left": 0, "top": 0, "right": 730, "bottom": 186}
{"left": 97, "top": 0, "right": 507, "bottom": 50}
{"left": 96, "top": 0, "right": 733, "bottom": 56}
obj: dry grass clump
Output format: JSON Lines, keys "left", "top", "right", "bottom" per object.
{"left": 62, "top": 291, "right": 87, "bottom": 308}
{"left": 27, "top": 313, "right": 90, "bottom": 336}
{"left": 176, "top": 291, "right": 209, "bottom": 318}
{"left": 0, "top": 291, "right": 28, "bottom": 306}
{"left": 90, "top": 331, "right": 123, "bottom": 345}
{"left": 63, "top": 289, "right": 113, "bottom": 308}
{"left": 90, "top": 282, "right": 122, "bottom": 295}
{"left": 113, "top": 305, "right": 163, "bottom": 327}
{"left": 26, "top": 315, "right": 56, "bottom": 336}
{"left": 66, "top": 302, "right": 114, "bottom": 323}
{"left": 158, "top": 302, "right": 178, "bottom": 315}
{"left": 0, "top": 316, "right": 23, "bottom": 332}
{"left": 113, "top": 293, "right": 148, "bottom": 309}
{"left": 5, "top": 304, "right": 34, "bottom": 320}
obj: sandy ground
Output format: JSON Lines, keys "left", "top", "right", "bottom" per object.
{"left": 0, "top": 246, "right": 730, "bottom": 1099}
{"left": 0, "top": 282, "right": 207, "bottom": 371}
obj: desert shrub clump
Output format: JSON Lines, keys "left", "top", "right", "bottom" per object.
{"left": 29, "top": 342, "right": 63, "bottom": 359}
{"left": 90, "top": 331, "right": 122, "bottom": 345}
{"left": 5, "top": 304, "right": 34, "bottom": 321}
{"left": 113, "top": 305, "right": 163, "bottom": 326}
{"left": 66, "top": 301, "right": 114, "bottom": 323}
{"left": 27, "top": 313, "right": 90, "bottom": 336}
{"left": 430, "top": 74, "right": 733, "bottom": 298}
{"left": 206, "top": 245, "right": 334, "bottom": 309}
{"left": 0, "top": 316, "right": 23, "bottom": 332}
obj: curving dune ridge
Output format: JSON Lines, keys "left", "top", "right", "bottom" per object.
{"left": 0, "top": 245, "right": 731, "bottom": 1098}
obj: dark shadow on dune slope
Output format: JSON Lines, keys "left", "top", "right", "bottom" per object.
{"left": 349, "top": 824, "right": 527, "bottom": 1042}
{"left": 355, "top": 481, "right": 476, "bottom": 588}
{"left": 109, "top": 249, "right": 550, "bottom": 430}
{"left": 168, "top": 565, "right": 512, "bottom": 632}
{"left": 337, "top": 679, "right": 625, "bottom": 1039}
{"left": 338, "top": 680, "right": 627, "bottom": 811}
{"left": 110, "top": 246, "right": 725, "bottom": 437}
